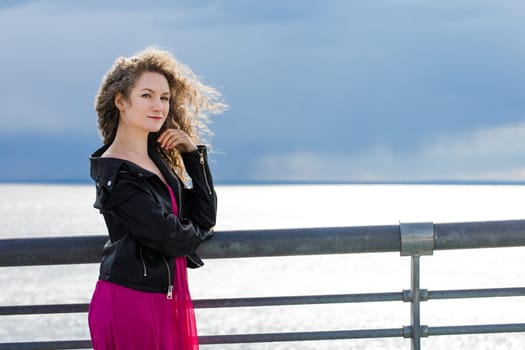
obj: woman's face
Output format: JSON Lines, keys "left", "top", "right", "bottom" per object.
{"left": 116, "top": 71, "right": 171, "bottom": 134}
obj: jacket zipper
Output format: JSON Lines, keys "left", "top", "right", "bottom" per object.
{"left": 199, "top": 150, "right": 213, "bottom": 196}
{"left": 161, "top": 255, "right": 174, "bottom": 299}
{"left": 177, "top": 177, "right": 183, "bottom": 217}
{"left": 139, "top": 246, "right": 147, "bottom": 277}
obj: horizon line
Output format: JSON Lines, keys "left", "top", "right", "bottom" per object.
{"left": 1, "top": 179, "right": 525, "bottom": 186}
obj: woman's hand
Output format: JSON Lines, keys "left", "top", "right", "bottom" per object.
{"left": 157, "top": 123, "right": 197, "bottom": 153}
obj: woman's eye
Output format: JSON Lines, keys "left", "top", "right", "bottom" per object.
{"left": 142, "top": 93, "right": 151, "bottom": 98}
{"left": 161, "top": 96, "right": 170, "bottom": 101}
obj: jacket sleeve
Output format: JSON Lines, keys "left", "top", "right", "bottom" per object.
{"left": 101, "top": 173, "right": 212, "bottom": 257}
{"left": 181, "top": 145, "right": 217, "bottom": 229}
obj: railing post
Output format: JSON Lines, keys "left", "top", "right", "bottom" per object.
{"left": 410, "top": 255, "right": 422, "bottom": 350}
{"left": 400, "top": 222, "right": 435, "bottom": 350}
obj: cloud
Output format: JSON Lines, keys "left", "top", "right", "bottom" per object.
{"left": 252, "top": 122, "right": 525, "bottom": 182}
{"left": 1, "top": 1, "right": 525, "bottom": 183}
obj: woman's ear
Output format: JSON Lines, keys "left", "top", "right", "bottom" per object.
{"left": 114, "top": 92, "right": 126, "bottom": 111}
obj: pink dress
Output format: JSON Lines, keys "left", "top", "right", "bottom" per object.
{"left": 88, "top": 186, "right": 200, "bottom": 350}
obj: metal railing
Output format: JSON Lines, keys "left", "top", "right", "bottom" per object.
{"left": 1, "top": 219, "right": 525, "bottom": 349}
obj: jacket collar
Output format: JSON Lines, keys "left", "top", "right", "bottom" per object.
{"left": 90, "top": 134, "right": 160, "bottom": 191}
{"left": 89, "top": 133, "right": 182, "bottom": 197}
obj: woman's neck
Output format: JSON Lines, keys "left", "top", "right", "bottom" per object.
{"left": 106, "top": 126, "right": 150, "bottom": 159}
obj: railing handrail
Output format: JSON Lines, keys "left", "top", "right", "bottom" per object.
{"left": 1, "top": 219, "right": 525, "bottom": 267}
{"left": 1, "top": 219, "right": 525, "bottom": 350}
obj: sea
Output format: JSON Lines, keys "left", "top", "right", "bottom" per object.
{"left": 1, "top": 183, "right": 524, "bottom": 349}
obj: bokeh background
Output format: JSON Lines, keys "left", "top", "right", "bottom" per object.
{"left": 1, "top": 0, "right": 524, "bottom": 183}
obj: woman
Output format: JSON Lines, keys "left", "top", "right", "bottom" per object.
{"left": 88, "top": 47, "right": 226, "bottom": 349}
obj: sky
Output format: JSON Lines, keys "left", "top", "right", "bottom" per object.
{"left": 0, "top": 0, "right": 524, "bottom": 183}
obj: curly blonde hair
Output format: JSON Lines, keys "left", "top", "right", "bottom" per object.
{"left": 95, "top": 47, "right": 226, "bottom": 178}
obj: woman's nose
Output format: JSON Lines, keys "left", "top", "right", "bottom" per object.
{"left": 152, "top": 99, "right": 163, "bottom": 111}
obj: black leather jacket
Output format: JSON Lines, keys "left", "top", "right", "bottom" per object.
{"left": 90, "top": 135, "right": 216, "bottom": 296}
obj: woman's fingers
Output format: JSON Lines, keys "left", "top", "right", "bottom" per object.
{"left": 157, "top": 128, "right": 196, "bottom": 153}
{"left": 158, "top": 130, "right": 179, "bottom": 149}
{"left": 157, "top": 128, "right": 179, "bottom": 147}
{"left": 165, "top": 133, "right": 184, "bottom": 150}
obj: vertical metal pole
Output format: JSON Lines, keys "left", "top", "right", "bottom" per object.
{"left": 411, "top": 255, "right": 421, "bottom": 350}
{"left": 400, "top": 222, "right": 433, "bottom": 350}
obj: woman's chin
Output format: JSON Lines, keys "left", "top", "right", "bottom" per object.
{"left": 147, "top": 124, "right": 164, "bottom": 133}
